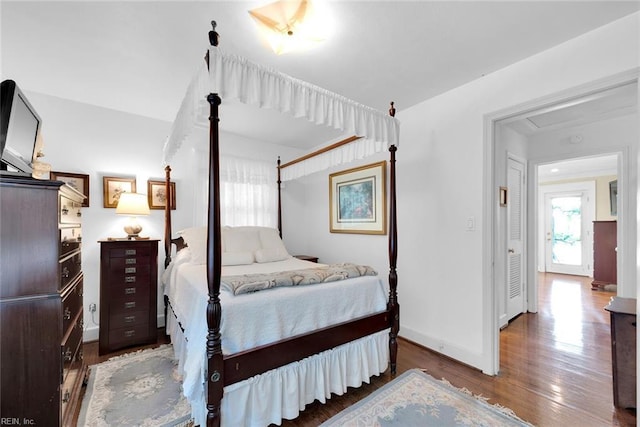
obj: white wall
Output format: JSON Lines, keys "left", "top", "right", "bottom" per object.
{"left": 282, "top": 13, "right": 640, "bottom": 372}
{"left": 26, "top": 92, "right": 172, "bottom": 341}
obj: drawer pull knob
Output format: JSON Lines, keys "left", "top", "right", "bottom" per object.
{"left": 125, "top": 249, "right": 137, "bottom": 255}
{"left": 62, "top": 390, "right": 71, "bottom": 403}
{"left": 64, "top": 348, "right": 73, "bottom": 362}
{"left": 125, "top": 276, "right": 136, "bottom": 283}
{"left": 124, "top": 302, "right": 136, "bottom": 309}
{"left": 125, "top": 267, "right": 137, "bottom": 274}
{"left": 125, "top": 258, "right": 137, "bottom": 265}
{"left": 124, "top": 330, "right": 135, "bottom": 338}
{"left": 61, "top": 267, "right": 70, "bottom": 278}
{"left": 124, "top": 315, "right": 136, "bottom": 323}
{"left": 125, "top": 287, "right": 136, "bottom": 295}
{"left": 64, "top": 307, "right": 71, "bottom": 320}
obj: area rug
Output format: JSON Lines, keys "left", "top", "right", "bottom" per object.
{"left": 320, "top": 369, "right": 533, "bottom": 426}
{"left": 78, "top": 345, "right": 193, "bottom": 427}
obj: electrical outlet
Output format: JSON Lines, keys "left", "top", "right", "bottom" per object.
{"left": 89, "top": 303, "right": 96, "bottom": 312}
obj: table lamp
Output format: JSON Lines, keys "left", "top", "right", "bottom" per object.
{"left": 116, "top": 192, "right": 150, "bottom": 239}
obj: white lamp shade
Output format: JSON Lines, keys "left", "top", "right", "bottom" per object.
{"left": 116, "top": 193, "right": 150, "bottom": 216}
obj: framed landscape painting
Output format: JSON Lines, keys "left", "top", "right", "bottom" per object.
{"left": 329, "top": 161, "right": 386, "bottom": 235}
{"left": 50, "top": 171, "right": 90, "bottom": 207}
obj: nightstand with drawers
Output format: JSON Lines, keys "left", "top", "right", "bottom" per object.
{"left": 294, "top": 255, "right": 319, "bottom": 263}
{"left": 99, "top": 239, "right": 159, "bottom": 355}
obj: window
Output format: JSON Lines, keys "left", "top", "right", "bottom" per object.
{"left": 219, "top": 156, "right": 277, "bottom": 227}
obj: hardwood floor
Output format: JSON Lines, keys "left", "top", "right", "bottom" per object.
{"left": 77, "top": 273, "right": 635, "bottom": 426}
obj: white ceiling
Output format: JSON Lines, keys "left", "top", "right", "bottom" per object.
{"left": 538, "top": 154, "right": 619, "bottom": 183}
{"left": 2, "top": 0, "right": 639, "bottom": 145}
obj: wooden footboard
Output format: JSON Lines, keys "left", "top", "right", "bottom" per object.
{"left": 224, "top": 311, "right": 391, "bottom": 385}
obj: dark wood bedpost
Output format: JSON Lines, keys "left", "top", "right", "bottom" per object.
{"left": 206, "top": 20, "right": 223, "bottom": 427}
{"left": 387, "top": 101, "right": 399, "bottom": 375}
{"left": 277, "top": 156, "right": 282, "bottom": 238}
{"left": 164, "top": 165, "right": 172, "bottom": 268}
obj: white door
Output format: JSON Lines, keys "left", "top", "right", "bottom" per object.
{"left": 506, "top": 156, "right": 526, "bottom": 322}
{"left": 543, "top": 188, "right": 594, "bottom": 276}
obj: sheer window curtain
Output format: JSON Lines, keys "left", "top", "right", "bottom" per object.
{"left": 218, "top": 156, "right": 278, "bottom": 227}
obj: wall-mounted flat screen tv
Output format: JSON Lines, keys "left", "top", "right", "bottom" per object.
{"left": 1, "top": 79, "right": 41, "bottom": 175}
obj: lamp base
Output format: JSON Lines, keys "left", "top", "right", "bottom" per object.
{"left": 124, "top": 221, "right": 142, "bottom": 239}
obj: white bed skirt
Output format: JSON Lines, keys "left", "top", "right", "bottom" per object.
{"left": 167, "top": 315, "right": 390, "bottom": 427}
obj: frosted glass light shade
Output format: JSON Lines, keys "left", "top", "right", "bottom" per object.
{"left": 249, "top": 0, "right": 330, "bottom": 55}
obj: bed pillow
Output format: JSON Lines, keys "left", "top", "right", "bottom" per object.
{"left": 255, "top": 227, "right": 290, "bottom": 263}
{"left": 177, "top": 226, "right": 207, "bottom": 265}
{"left": 224, "top": 227, "right": 262, "bottom": 253}
{"left": 222, "top": 251, "right": 254, "bottom": 266}
{"left": 254, "top": 247, "right": 290, "bottom": 263}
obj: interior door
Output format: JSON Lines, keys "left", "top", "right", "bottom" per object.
{"left": 506, "top": 156, "right": 526, "bottom": 322}
{"left": 544, "top": 190, "right": 593, "bottom": 276}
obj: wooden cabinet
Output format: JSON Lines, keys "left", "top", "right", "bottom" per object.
{"left": 99, "top": 239, "right": 159, "bottom": 355}
{"left": 605, "top": 296, "right": 636, "bottom": 409}
{"left": 591, "top": 220, "right": 617, "bottom": 290}
{"left": 0, "top": 175, "right": 86, "bottom": 426}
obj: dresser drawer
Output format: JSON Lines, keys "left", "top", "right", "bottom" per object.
{"left": 108, "top": 324, "right": 151, "bottom": 348}
{"left": 107, "top": 262, "right": 151, "bottom": 283}
{"left": 61, "top": 313, "right": 83, "bottom": 383}
{"left": 60, "top": 343, "right": 83, "bottom": 420}
{"left": 108, "top": 280, "right": 151, "bottom": 301}
{"left": 108, "top": 245, "right": 154, "bottom": 259}
{"left": 59, "top": 193, "right": 82, "bottom": 225}
{"left": 62, "top": 276, "right": 83, "bottom": 334}
{"left": 109, "top": 296, "right": 150, "bottom": 315}
{"left": 60, "top": 227, "right": 82, "bottom": 258}
{"left": 109, "top": 309, "right": 149, "bottom": 329}
{"left": 59, "top": 251, "right": 82, "bottom": 290}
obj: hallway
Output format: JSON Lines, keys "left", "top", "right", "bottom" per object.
{"left": 497, "top": 272, "right": 635, "bottom": 425}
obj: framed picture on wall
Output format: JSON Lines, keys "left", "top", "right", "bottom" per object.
{"left": 147, "top": 179, "right": 176, "bottom": 210}
{"left": 50, "top": 171, "right": 90, "bottom": 207}
{"left": 329, "top": 161, "right": 386, "bottom": 235}
{"left": 609, "top": 179, "right": 618, "bottom": 216}
{"left": 102, "top": 175, "right": 136, "bottom": 208}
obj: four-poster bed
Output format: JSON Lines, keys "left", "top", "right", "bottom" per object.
{"left": 161, "top": 22, "right": 400, "bottom": 426}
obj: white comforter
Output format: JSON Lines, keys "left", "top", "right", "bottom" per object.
{"left": 162, "top": 250, "right": 389, "bottom": 425}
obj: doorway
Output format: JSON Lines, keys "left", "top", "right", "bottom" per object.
{"left": 484, "top": 73, "right": 637, "bottom": 376}
{"left": 540, "top": 180, "right": 596, "bottom": 277}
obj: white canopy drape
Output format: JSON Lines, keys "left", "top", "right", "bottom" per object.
{"left": 162, "top": 47, "right": 400, "bottom": 179}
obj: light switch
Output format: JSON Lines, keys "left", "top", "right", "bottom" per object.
{"left": 466, "top": 216, "right": 475, "bottom": 231}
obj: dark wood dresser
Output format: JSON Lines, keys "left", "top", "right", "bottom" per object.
{"left": 99, "top": 239, "right": 159, "bottom": 355}
{"left": 605, "top": 296, "right": 636, "bottom": 409}
{"left": 0, "top": 175, "right": 86, "bottom": 426}
{"left": 591, "top": 220, "right": 617, "bottom": 290}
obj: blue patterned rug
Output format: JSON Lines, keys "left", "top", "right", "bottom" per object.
{"left": 78, "top": 345, "right": 193, "bottom": 427}
{"left": 321, "top": 369, "right": 533, "bottom": 426}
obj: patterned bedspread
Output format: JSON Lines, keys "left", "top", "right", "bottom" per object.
{"left": 221, "top": 263, "right": 377, "bottom": 295}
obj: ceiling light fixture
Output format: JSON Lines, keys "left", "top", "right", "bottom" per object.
{"left": 249, "top": 0, "right": 330, "bottom": 55}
